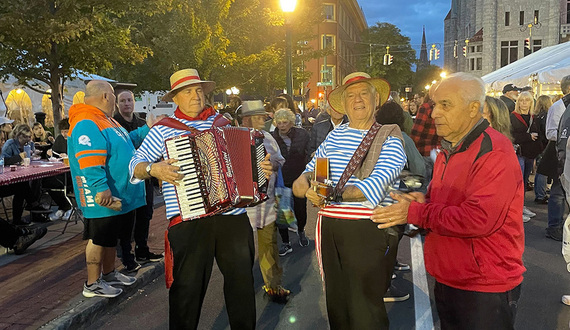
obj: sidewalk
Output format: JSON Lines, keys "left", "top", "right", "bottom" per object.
{"left": 0, "top": 204, "right": 167, "bottom": 330}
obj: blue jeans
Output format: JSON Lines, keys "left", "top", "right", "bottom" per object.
{"left": 547, "top": 177, "right": 566, "bottom": 229}
{"left": 517, "top": 156, "right": 534, "bottom": 187}
{"left": 534, "top": 173, "right": 547, "bottom": 199}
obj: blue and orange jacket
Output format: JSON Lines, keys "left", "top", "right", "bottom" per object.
{"left": 68, "top": 103, "right": 149, "bottom": 219}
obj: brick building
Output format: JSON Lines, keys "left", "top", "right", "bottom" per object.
{"left": 444, "top": 0, "right": 570, "bottom": 76}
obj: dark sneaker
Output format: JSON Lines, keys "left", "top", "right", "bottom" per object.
{"left": 383, "top": 284, "right": 410, "bottom": 302}
{"left": 394, "top": 261, "right": 410, "bottom": 271}
{"left": 534, "top": 197, "right": 549, "bottom": 204}
{"left": 102, "top": 270, "right": 136, "bottom": 286}
{"left": 263, "top": 285, "right": 291, "bottom": 304}
{"left": 12, "top": 218, "right": 32, "bottom": 226}
{"left": 82, "top": 279, "right": 122, "bottom": 298}
{"left": 545, "top": 227, "right": 563, "bottom": 241}
{"left": 279, "top": 243, "right": 292, "bottom": 256}
{"left": 27, "top": 204, "right": 51, "bottom": 213}
{"left": 31, "top": 213, "right": 50, "bottom": 223}
{"left": 123, "top": 261, "right": 142, "bottom": 273}
{"left": 298, "top": 231, "right": 309, "bottom": 247}
{"left": 13, "top": 227, "right": 47, "bottom": 255}
{"left": 136, "top": 252, "right": 164, "bottom": 264}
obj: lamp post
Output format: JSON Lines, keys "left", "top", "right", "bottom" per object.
{"left": 281, "top": 0, "right": 296, "bottom": 95}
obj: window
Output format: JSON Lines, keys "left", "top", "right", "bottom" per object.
{"left": 524, "top": 39, "right": 543, "bottom": 56}
{"left": 321, "top": 34, "right": 335, "bottom": 50}
{"left": 520, "top": 11, "right": 524, "bottom": 25}
{"left": 470, "top": 46, "right": 475, "bottom": 53}
{"left": 505, "top": 12, "right": 510, "bottom": 26}
{"left": 476, "top": 57, "right": 482, "bottom": 70}
{"left": 321, "top": 65, "right": 335, "bottom": 83}
{"left": 534, "top": 10, "right": 539, "bottom": 24}
{"left": 476, "top": 45, "right": 483, "bottom": 52}
{"left": 470, "top": 58, "right": 475, "bottom": 71}
{"left": 469, "top": 58, "right": 483, "bottom": 71}
{"left": 567, "top": 4, "right": 570, "bottom": 24}
{"left": 323, "top": 3, "right": 335, "bottom": 21}
{"left": 501, "top": 40, "right": 518, "bottom": 67}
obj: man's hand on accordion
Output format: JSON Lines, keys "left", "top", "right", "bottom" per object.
{"left": 260, "top": 153, "right": 273, "bottom": 180}
{"left": 148, "top": 159, "right": 184, "bottom": 185}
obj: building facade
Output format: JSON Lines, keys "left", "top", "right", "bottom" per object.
{"left": 304, "top": 0, "right": 367, "bottom": 107}
{"left": 444, "top": 0, "right": 569, "bottom": 77}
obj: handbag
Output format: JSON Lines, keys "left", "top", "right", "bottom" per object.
{"left": 275, "top": 167, "right": 297, "bottom": 230}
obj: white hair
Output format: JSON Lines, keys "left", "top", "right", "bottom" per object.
{"left": 441, "top": 72, "right": 486, "bottom": 113}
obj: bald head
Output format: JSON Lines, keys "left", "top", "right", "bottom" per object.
{"left": 84, "top": 80, "right": 115, "bottom": 116}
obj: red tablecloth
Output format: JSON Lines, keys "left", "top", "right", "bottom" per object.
{"left": 0, "top": 161, "right": 70, "bottom": 186}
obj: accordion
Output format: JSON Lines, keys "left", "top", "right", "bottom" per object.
{"left": 164, "top": 127, "right": 268, "bottom": 220}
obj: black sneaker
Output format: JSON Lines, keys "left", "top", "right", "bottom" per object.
{"left": 298, "top": 231, "right": 309, "bottom": 247}
{"left": 383, "top": 284, "right": 410, "bottom": 302}
{"left": 123, "top": 260, "right": 141, "bottom": 273}
{"left": 534, "top": 197, "right": 549, "bottom": 204}
{"left": 136, "top": 252, "right": 164, "bottom": 264}
{"left": 31, "top": 213, "right": 51, "bottom": 223}
{"left": 545, "top": 227, "right": 563, "bottom": 241}
{"left": 13, "top": 227, "right": 47, "bottom": 255}
{"left": 279, "top": 243, "right": 292, "bottom": 256}
{"left": 394, "top": 261, "right": 410, "bottom": 271}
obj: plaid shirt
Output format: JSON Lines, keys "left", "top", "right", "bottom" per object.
{"left": 410, "top": 102, "right": 441, "bottom": 156}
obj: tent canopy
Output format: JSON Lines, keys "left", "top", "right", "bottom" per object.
{"left": 482, "top": 41, "right": 570, "bottom": 92}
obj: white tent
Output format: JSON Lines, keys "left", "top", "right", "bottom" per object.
{"left": 482, "top": 40, "right": 570, "bottom": 95}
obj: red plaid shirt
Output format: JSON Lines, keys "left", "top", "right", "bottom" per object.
{"left": 410, "top": 102, "right": 441, "bottom": 156}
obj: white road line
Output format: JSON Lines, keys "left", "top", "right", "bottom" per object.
{"left": 411, "top": 235, "right": 434, "bottom": 330}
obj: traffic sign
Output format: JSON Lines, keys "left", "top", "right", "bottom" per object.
{"left": 317, "top": 82, "right": 332, "bottom": 86}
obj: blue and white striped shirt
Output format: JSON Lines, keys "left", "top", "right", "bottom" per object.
{"left": 129, "top": 114, "right": 246, "bottom": 220}
{"left": 304, "top": 123, "right": 406, "bottom": 208}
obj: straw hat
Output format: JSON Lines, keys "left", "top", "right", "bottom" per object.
{"left": 327, "top": 72, "right": 390, "bottom": 114}
{"left": 239, "top": 100, "right": 269, "bottom": 117}
{"left": 162, "top": 69, "right": 216, "bottom": 102}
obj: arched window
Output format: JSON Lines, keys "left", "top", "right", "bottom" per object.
{"left": 6, "top": 89, "right": 33, "bottom": 125}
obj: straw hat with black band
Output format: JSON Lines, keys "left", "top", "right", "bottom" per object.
{"left": 162, "top": 68, "right": 216, "bottom": 102}
{"left": 327, "top": 72, "right": 391, "bottom": 114}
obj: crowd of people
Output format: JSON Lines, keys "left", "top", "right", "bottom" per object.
{"left": 2, "top": 66, "right": 570, "bottom": 330}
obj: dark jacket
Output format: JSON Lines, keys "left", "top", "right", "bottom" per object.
{"left": 113, "top": 112, "right": 146, "bottom": 132}
{"left": 510, "top": 112, "right": 542, "bottom": 159}
{"left": 408, "top": 121, "right": 525, "bottom": 292}
{"left": 500, "top": 95, "right": 516, "bottom": 112}
{"left": 306, "top": 116, "right": 349, "bottom": 160}
{"left": 272, "top": 127, "right": 310, "bottom": 186}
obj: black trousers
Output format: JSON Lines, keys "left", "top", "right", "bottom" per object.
{"left": 278, "top": 195, "right": 307, "bottom": 243}
{"left": 119, "top": 180, "right": 155, "bottom": 261}
{"left": 0, "top": 218, "right": 19, "bottom": 248}
{"left": 168, "top": 213, "right": 255, "bottom": 330}
{"left": 321, "top": 216, "right": 399, "bottom": 330}
{"left": 435, "top": 281, "right": 522, "bottom": 330}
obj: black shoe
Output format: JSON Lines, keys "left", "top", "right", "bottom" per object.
{"left": 534, "top": 197, "right": 549, "bottom": 204}
{"left": 383, "top": 284, "right": 410, "bottom": 302}
{"left": 31, "top": 213, "right": 50, "bottom": 223}
{"left": 123, "top": 260, "right": 141, "bottom": 273}
{"left": 394, "top": 261, "right": 410, "bottom": 271}
{"left": 298, "top": 231, "right": 309, "bottom": 247}
{"left": 27, "top": 204, "right": 51, "bottom": 213}
{"left": 136, "top": 252, "right": 164, "bottom": 264}
{"left": 13, "top": 227, "right": 47, "bottom": 255}
{"left": 12, "top": 218, "right": 32, "bottom": 226}
{"left": 545, "top": 227, "right": 563, "bottom": 241}
{"left": 525, "top": 184, "right": 534, "bottom": 191}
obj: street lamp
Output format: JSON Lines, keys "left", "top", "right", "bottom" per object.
{"left": 440, "top": 71, "right": 447, "bottom": 79}
{"left": 281, "top": 0, "right": 297, "bottom": 95}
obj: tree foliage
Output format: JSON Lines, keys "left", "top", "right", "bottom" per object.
{"left": 413, "top": 64, "right": 444, "bottom": 97}
{"left": 0, "top": 0, "right": 168, "bottom": 129}
{"left": 357, "top": 23, "right": 416, "bottom": 92}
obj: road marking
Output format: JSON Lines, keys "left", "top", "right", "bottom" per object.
{"left": 411, "top": 235, "right": 434, "bottom": 330}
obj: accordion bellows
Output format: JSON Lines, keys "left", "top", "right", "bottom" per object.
{"left": 165, "top": 127, "right": 268, "bottom": 220}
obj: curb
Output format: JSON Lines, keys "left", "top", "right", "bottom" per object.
{"left": 41, "top": 260, "right": 165, "bottom": 330}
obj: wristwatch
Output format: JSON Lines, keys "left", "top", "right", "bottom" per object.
{"left": 145, "top": 163, "right": 153, "bottom": 176}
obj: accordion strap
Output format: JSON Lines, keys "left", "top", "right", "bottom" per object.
{"left": 153, "top": 114, "right": 230, "bottom": 132}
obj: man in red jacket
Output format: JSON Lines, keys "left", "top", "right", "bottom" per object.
{"left": 371, "top": 72, "right": 525, "bottom": 329}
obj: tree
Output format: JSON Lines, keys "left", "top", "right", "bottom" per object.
{"left": 357, "top": 23, "right": 416, "bottom": 92}
{"left": 412, "top": 64, "right": 444, "bottom": 97}
{"left": 0, "top": 0, "right": 168, "bottom": 130}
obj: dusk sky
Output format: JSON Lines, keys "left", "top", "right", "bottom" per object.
{"left": 358, "top": 0, "right": 449, "bottom": 67}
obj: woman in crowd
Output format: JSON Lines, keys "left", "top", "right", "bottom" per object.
{"left": 0, "top": 116, "right": 14, "bottom": 148}
{"left": 408, "top": 100, "right": 418, "bottom": 116}
{"left": 533, "top": 95, "right": 553, "bottom": 204}
{"left": 32, "top": 122, "right": 54, "bottom": 159}
{"left": 483, "top": 96, "right": 512, "bottom": 141}
{"left": 510, "top": 92, "right": 542, "bottom": 222}
{"left": 271, "top": 108, "right": 310, "bottom": 255}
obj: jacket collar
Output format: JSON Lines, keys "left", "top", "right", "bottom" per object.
{"left": 441, "top": 118, "right": 489, "bottom": 155}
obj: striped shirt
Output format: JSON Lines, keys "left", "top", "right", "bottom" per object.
{"left": 304, "top": 123, "right": 406, "bottom": 210}
{"left": 129, "top": 114, "right": 246, "bottom": 220}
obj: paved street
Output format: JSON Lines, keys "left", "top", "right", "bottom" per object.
{"left": 82, "top": 192, "right": 570, "bottom": 330}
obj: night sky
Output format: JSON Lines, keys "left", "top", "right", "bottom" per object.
{"left": 359, "top": 0, "right": 449, "bottom": 68}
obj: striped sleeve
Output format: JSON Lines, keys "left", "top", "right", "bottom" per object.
{"left": 129, "top": 125, "right": 166, "bottom": 184}
{"left": 71, "top": 120, "right": 109, "bottom": 193}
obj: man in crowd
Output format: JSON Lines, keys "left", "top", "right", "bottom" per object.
{"left": 500, "top": 83, "right": 520, "bottom": 112}
{"left": 544, "top": 75, "right": 570, "bottom": 241}
{"left": 240, "top": 100, "right": 290, "bottom": 303}
{"left": 372, "top": 73, "right": 525, "bottom": 329}
{"left": 410, "top": 95, "right": 441, "bottom": 184}
{"left": 293, "top": 72, "right": 406, "bottom": 329}
{"left": 114, "top": 90, "right": 163, "bottom": 272}
{"left": 69, "top": 80, "right": 151, "bottom": 298}
{"left": 129, "top": 68, "right": 272, "bottom": 329}
{"left": 0, "top": 218, "right": 47, "bottom": 255}
{"left": 306, "top": 105, "right": 348, "bottom": 159}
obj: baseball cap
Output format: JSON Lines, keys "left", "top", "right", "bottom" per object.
{"left": 502, "top": 84, "right": 520, "bottom": 93}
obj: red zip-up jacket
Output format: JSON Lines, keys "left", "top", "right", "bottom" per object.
{"left": 408, "top": 121, "right": 525, "bottom": 292}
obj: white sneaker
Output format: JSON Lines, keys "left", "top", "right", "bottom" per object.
{"left": 102, "top": 270, "right": 136, "bottom": 286}
{"left": 523, "top": 215, "right": 531, "bottom": 223}
{"left": 82, "top": 279, "right": 123, "bottom": 298}
{"left": 562, "top": 295, "right": 570, "bottom": 306}
{"left": 48, "top": 210, "right": 64, "bottom": 221}
{"left": 522, "top": 206, "right": 536, "bottom": 218}
{"left": 62, "top": 209, "right": 73, "bottom": 221}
